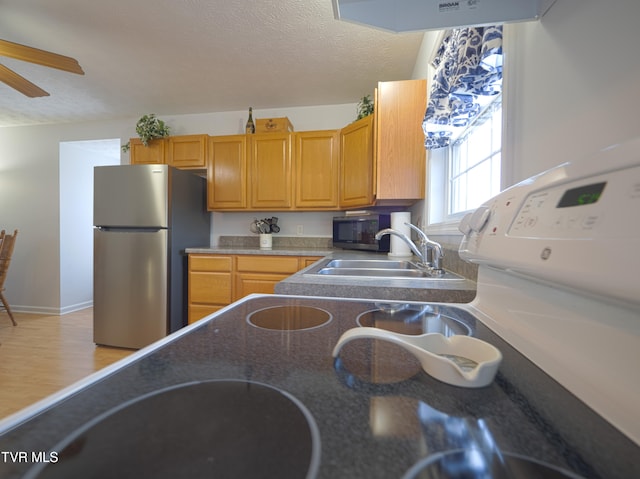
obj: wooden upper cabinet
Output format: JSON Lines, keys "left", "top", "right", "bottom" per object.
{"left": 207, "top": 135, "right": 247, "bottom": 210}
{"left": 130, "top": 134, "right": 207, "bottom": 169}
{"left": 249, "top": 133, "right": 293, "bottom": 209}
{"left": 375, "top": 79, "right": 427, "bottom": 202}
{"left": 167, "top": 134, "right": 207, "bottom": 169}
{"left": 294, "top": 130, "right": 339, "bottom": 209}
{"left": 339, "top": 115, "right": 375, "bottom": 208}
{"left": 129, "top": 138, "right": 167, "bottom": 165}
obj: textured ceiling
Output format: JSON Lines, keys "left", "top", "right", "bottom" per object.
{"left": 0, "top": 0, "right": 425, "bottom": 127}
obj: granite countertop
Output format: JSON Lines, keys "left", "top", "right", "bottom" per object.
{"left": 185, "top": 245, "right": 335, "bottom": 256}
{"left": 185, "top": 235, "right": 335, "bottom": 257}
{"left": 276, "top": 250, "right": 477, "bottom": 303}
{"left": 0, "top": 294, "right": 636, "bottom": 478}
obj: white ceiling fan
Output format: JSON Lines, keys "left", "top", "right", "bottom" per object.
{"left": 0, "top": 38, "right": 84, "bottom": 97}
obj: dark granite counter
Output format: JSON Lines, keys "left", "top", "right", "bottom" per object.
{"left": 0, "top": 295, "right": 637, "bottom": 478}
{"left": 275, "top": 251, "right": 477, "bottom": 302}
{"left": 185, "top": 245, "right": 334, "bottom": 257}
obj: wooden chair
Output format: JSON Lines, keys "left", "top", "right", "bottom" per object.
{"left": 0, "top": 229, "right": 18, "bottom": 326}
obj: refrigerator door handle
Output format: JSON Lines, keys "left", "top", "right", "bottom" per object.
{"left": 97, "top": 226, "right": 166, "bottom": 233}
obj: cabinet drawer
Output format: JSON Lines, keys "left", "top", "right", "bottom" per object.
{"left": 189, "top": 272, "right": 232, "bottom": 304}
{"left": 189, "top": 255, "right": 232, "bottom": 272}
{"left": 299, "top": 256, "right": 323, "bottom": 268}
{"left": 236, "top": 255, "right": 300, "bottom": 274}
{"left": 235, "top": 273, "right": 289, "bottom": 300}
{"left": 189, "top": 304, "right": 223, "bottom": 324}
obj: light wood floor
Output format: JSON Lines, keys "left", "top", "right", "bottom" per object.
{"left": 0, "top": 308, "right": 133, "bottom": 420}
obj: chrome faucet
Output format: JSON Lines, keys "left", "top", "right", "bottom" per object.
{"left": 375, "top": 222, "right": 444, "bottom": 270}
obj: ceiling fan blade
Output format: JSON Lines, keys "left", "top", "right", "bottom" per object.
{"left": 0, "top": 39, "right": 84, "bottom": 75}
{"left": 0, "top": 63, "right": 49, "bottom": 97}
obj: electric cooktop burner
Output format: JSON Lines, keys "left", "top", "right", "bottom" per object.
{"left": 403, "top": 449, "right": 585, "bottom": 479}
{"left": 357, "top": 303, "right": 471, "bottom": 336}
{"left": 26, "top": 380, "right": 320, "bottom": 479}
{"left": 247, "top": 305, "right": 332, "bottom": 331}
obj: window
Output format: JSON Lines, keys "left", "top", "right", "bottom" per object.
{"left": 449, "top": 96, "right": 502, "bottom": 216}
{"left": 422, "top": 25, "right": 504, "bottom": 231}
{"left": 427, "top": 96, "right": 502, "bottom": 228}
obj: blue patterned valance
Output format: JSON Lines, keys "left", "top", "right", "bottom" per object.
{"left": 422, "top": 25, "right": 503, "bottom": 149}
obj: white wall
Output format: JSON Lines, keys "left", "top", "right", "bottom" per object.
{"left": 502, "top": 0, "right": 640, "bottom": 185}
{"left": 0, "top": 104, "right": 357, "bottom": 313}
{"left": 59, "top": 140, "right": 120, "bottom": 314}
{"left": 0, "top": 119, "right": 133, "bottom": 314}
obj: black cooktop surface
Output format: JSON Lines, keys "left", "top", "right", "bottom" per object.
{"left": 1, "top": 295, "right": 637, "bottom": 479}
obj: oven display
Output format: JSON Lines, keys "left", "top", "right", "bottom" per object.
{"left": 556, "top": 181, "right": 606, "bottom": 208}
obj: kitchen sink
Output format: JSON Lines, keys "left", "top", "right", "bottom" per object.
{"left": 305, "top": 258, "right": 465, "bottom": 280}
{"left": 324, "top": 259, "right": 417, "bottom": 269}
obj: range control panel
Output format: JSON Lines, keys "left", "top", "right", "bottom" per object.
{"left": 459, "top": 140, "right": 640, "bottom": 307}
{"left": 509, "top": 173, "right": 632, "bottom": 239}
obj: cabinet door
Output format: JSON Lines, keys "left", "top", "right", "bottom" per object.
{"left": 129, "top": 138, "right": 166, "bottom": 165}
{"left": 167, "top": 134, "right": 207, "bottom": 169}
{"left": 339, "top": 115, "right": 375, "bottom": 208}
{"left": 299, "top": 256, "right": 323, "bottom": 268}
{"left": 207, "top": 135, "right": 248, "bottom": 210}
{"left": 236, "top": 255, "right": 300, "bottom": 274}
{"left": 375, "top": 79, "right": 427, "bottom": 201}
{"left": 294, "top": 130, "right": 339, "bottom": 209}
{"left": 234, "top": 255, "right": 303, "bottom": 301}
{"left": 250, "top": 133, "right": 292, "bottom": 209}
{"left": 188, "top": 255, "right": 233, "bottom": 324}
{"left": 235, "top": 273, "right": 290, "bottom": 300}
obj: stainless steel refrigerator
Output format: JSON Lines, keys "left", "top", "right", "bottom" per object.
{"left": 93, "top": 164, "right": 210, "bottom": 349}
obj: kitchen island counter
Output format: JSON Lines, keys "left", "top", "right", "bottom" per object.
{"left": 0, "top": 294, "right": 636, "bottom": 479}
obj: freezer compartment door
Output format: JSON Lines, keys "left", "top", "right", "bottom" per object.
{"left": 94, "top": 164, "right": 169, "bottom": 228}
{"left": 94, "top": 228, "right": 168, "bottom": 349}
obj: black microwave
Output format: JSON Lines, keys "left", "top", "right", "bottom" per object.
{"left": 332, "top": 214, "right": 391, "bottom": 252}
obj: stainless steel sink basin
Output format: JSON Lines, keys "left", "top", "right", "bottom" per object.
{"left": 325, "top": 259, "right": 418, "bottom": 269}
{"left": 305, "top": 258, "right": 465, "bottom": 280}
{"left": 315, "top": 267, "right": 463, "bottom": 279}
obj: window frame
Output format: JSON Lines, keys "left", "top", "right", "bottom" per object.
{"left": 425, "top": 96, "right": 503, "bottom": 235}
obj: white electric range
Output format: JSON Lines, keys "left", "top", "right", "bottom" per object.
{"left": 458, "top": 137, "right": 640, "bottom": 446}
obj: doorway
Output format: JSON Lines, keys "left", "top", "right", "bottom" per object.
{"left": 59, "top": 139, "right": 120, "bottom": 314}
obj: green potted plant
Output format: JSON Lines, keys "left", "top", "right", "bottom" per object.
{"left": 356, "top": 95, "right": 374, "bottom": 120}
{"left": 121, "top": 114, "right": 171, "bottom": 152}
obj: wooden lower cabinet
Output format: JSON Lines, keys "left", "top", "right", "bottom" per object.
{"left": 187, "top": 254, "right": 322, "bottom": 323}
{"left": 187, "top": 255, "right": 233, "bottom": 324}
{"left": 234, "top": 255, "right": 300, "bottom": 299}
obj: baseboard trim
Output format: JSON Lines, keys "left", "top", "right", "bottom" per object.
{"left": 9, "top": 301, "right": 93, "bottom": 316}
